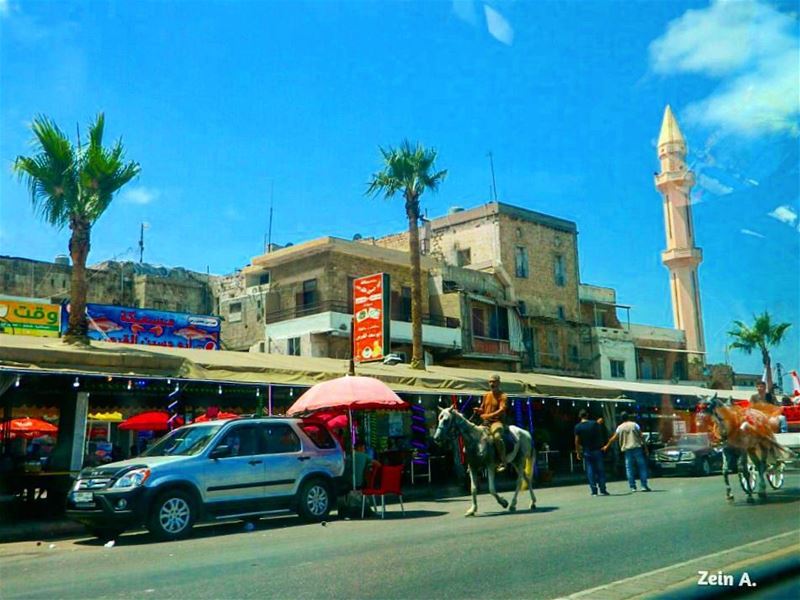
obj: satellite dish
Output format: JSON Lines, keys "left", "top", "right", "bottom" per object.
{"left": 353, "top": 233, "right": 363, "bottom": 240}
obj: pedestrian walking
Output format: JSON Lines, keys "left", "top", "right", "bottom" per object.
{"left": 574, "top": 409, "right": 609, "bottom": 496}
{"left": 602, "top": 412, "right": 651, "bottom": 492}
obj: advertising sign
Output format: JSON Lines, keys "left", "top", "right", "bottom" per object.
{"left": 62, "top": 303, "right": 221, "bottom": 349}
{"left": 353, "top": 273, "right": 390, "bottom": 363}
{"left": 0, "top": 298, "right": 61, "bottom": 337}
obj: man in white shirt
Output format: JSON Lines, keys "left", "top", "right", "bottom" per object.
{"left": 603, "top": 412, "right": 651, "bottom": 492}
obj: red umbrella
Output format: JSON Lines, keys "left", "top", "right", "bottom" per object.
{"left": 119, "top": 411, "right": 183, "bottom": 431}
{"left": 2, "top": 417, "right": 58, "bottom": 439}
{"left": 194, "top": 412, "right": 239, "bottom": 423}
{"left": 286, "top": 376, "right": 408, "bottom": 415}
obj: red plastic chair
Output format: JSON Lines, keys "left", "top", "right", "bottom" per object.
{"left": 361, "top": 464, "right": 405, "bottom": 519}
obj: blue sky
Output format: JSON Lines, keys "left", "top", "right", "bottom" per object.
{"left": 1, "top": 0, "right": 798, "bottom": 379}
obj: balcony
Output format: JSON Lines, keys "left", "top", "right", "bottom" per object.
{"left": 470, "top": 337, "right": 513, "bottom": 356}
{"left": 265, "top": 300, "right": 460, "bottom": 329}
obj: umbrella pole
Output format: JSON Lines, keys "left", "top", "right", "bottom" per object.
{"left": 349, "top": 408, "right": 356, "bottom": 491}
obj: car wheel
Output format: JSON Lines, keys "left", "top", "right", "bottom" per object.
{"left": 147, "top": 490, "right": 195, "bottom": 541}
{"left": 698, "top": 458, "right": 711, "bottom": 477}
{"left": 297, "top": 479, "right": 332, "bottom": 522}
{"left": 88, "top": 527, "right": 125, "bottom": 541}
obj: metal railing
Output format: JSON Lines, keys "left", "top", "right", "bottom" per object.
{"left": 264, "top": 300, "right": 460, "bottom": 329}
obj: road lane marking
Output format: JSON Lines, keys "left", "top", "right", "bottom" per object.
{"left": 560, "top": 531, "right": 799, "bottom": 599}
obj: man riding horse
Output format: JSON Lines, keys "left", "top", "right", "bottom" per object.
{"left": 473, "top": 374, "right": 509, "bottom": 471}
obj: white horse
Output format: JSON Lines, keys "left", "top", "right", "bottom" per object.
{"left": 433, "top": 406, "right": 536, "bottom": 516}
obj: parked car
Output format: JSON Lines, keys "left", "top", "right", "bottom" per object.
{"left": 654, "top": 432, "right": 723, "bottom": 476}
{"left": 66, "top": 417, "right": 345, "bottom": 541}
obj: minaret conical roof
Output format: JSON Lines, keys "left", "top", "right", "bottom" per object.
{"left": 658, "top": 105, "right": 686, "bottom": 147}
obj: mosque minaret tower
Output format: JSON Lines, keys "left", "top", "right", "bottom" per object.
{"left": 655, "top": 105, "right": 706, "bottom": 356}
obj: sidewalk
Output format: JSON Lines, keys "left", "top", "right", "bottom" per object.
{"left": 0, "top": 470, "right": 588, "bottom": 544}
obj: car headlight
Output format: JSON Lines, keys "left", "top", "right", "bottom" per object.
{"left": 111, "top": 468, "right": 151, "bottom": 489}
{"left": 682, "top": 451, "right": 695, "bottom": 460}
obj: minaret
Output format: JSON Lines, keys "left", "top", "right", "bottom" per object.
{"left": 655, "top": 105, "right": 706, "bottom": 356}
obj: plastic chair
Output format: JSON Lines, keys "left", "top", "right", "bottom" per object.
{"left": 361, "top": 464, "right": 405, "bottom": 519}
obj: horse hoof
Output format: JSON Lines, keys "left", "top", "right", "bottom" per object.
{"left": 508, "top": 505, "right": 516, "bottom": 513}
{"left": 746, "top": 496, "right": 755, "bottom": 504}
{"left": 530, "top": 504, "right": 536, "bottom": 511}
{"left": 726, "top": 495, "right": 734, "bottom": 502}
{"left": 464, "top": 511, "right": 476, "bottom": 517}
{"left": 758, "top": 493, "right": 767, "bottom": 501}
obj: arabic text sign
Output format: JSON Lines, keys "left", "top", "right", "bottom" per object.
{"left": 0, "top": 299, "right": 61, "bottom": 337}
{"left": 64, "top": 303, "right": 221, "bottom": 349}
{"left": 353, "top": 273, "right": 390, "bottom": 363}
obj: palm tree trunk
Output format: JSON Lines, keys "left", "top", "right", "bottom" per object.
{"left": 65, "top": 220, "right": 91, "bottom": 345}
{"left": 761, "top": 346, "right": 774, "bottom": 394}
{"left": 407, "top": 201, "right": 424, "bottom": 370}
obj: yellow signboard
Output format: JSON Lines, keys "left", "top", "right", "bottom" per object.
{"left": 0, "top": 299, "right": 61, "bottom": 337}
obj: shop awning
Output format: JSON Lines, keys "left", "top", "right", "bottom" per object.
{"left": 543, "top": 375, "right": 750, "bottom": 402}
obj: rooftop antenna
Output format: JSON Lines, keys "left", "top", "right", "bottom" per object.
{"left": 266, "top": 181, "right": 274, "bottom": 253}
{"left": 487, "top": 151, "right": 498, "bottom": 202}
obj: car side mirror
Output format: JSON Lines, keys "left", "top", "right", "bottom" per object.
{"left": 210, "top": 445, "right": 232, "bottom": 460}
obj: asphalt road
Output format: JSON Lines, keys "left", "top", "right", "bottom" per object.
{"left": 1, "top": 474, "right": 798, "bottom": 599}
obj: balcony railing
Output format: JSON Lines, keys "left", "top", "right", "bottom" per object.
{"left": 470, "top": 337, "right": 513, "bottom": 355}
{"left": 264, "top": 300, "right": 460, "bottom": 329}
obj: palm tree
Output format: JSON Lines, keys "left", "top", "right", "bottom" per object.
{"left": 728, "top": 311, "right": 792, "bottom": 391}
{"left": 367, "top": 141, "right": 447, "bottom": 370}
{"left": 14, "top": 113, "right": 140, "bottom": 344}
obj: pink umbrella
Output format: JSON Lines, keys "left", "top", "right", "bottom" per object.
{"left": 287, "top": 376, "right": 409, "bottom": 490}
{"left": 119, "top": 411, "right": 183, "bottom": 431}
{"left": 286, "top": 376, "right": 408, "bottom": 415}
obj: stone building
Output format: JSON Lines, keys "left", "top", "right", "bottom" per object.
{"left": 0, "top": 255, "right": 216, "bottom": 317}
{"left": 372, "top": 202, "right": 591, "bottom": 375}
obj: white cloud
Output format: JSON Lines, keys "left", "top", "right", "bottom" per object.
{"left": 484, "top": 5, "right": 514, "bottom": 46}
{"left": 0, "top": 1, "right": 9, "bottom": 17}
{"left": 452, "top": 0, "right": 479, "bottom": 26}
{"left": 649, "top": 0, "right": 799, "bottom": 137}
{"left": 740, "top": 228, "right": 765, "bottom": 238}
{"left": 121, "top": 186, "right": 160, "bottom": 205}
{"left": 697, "top": 173, "right": 733, "bottom": 196}
{"left": 767, "top": 204, "right": 798, "bottom": 227}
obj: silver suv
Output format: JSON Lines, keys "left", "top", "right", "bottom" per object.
{"left": 66, "top": 417, "right": 345, "bottom": 541}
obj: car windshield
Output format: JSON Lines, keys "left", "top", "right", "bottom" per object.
{"left": 676, "top": 434, "right": 709, "bottom": 447}
{"left": 143, "top": 424, "right": 223, "bottom": 457}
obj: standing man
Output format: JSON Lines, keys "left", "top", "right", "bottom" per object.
{"left": 574, "top": 409, "right": 609, "bottom": 496}
{"left": 474, "top": 374, "right": 508, "bottom": 471}
{"left": 603, "top": 412, "right": 651, "bottom": 493}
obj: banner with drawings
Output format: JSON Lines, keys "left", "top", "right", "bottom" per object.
{"left": 352, "top": 272, "right": 390, "bottom": 363}
{"left": 0, "top": 297, "right": 61, "bottom": 337}
{"left": 61, "top": 302, "right": 221, "bottom": 349}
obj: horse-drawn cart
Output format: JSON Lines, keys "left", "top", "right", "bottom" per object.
{"left": 739, "top": 432, "right": 798, "bottom": 494}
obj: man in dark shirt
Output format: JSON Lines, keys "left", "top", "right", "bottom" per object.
{"left": 574, "top": 409, "right": 609, "bottom": 496}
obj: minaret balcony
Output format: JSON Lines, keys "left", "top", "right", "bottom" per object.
{"left": 661, "top": 247, "right": 703, "bottom": 267}
{"left": 655, "top": 170, "right": 695, "bottom": 189}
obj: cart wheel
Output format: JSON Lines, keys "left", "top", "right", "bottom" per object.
{"left": 739, "top": 459, "right": 757, "bottom": 494}
{"left": 766, "top": 462, "right": 785, "bottom": 490}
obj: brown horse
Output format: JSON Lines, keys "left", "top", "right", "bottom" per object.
{"left": 702, "top": 396, "right": 792, "bottom": 502}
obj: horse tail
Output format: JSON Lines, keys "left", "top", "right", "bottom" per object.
{"left": 524, "top": 454, "right": 533, "bottom": 481}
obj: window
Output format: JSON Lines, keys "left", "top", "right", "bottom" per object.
{"left": 557, "top": 305, "right": 566, "bottom": 320}
{"left": 554, "top": 255, "right": 566, "bottom": 287}
{"left": 547, "top": 329, "right": 559, "bottom": 358}
{"left": 261, "top": 424, "right": 301, "bottom": 454}
{"left": 673, "top": 360, "right": 686, "bottom": 381}
{"left": 517, "top": 300, "right": 527, "bottom": 316}
{"left": 400, "top": 286, "right": 412, "bottom": 321}
{"left": 258, "top": 272, "right": 271, "bottom": 285}
{"left": 610, "top": 359, "right": 626, "bottom": 378}
{"left": 229, "top": 301, "right": 242, "bottom": 322}
{"left": 218, "top": 426, "right": 259, "bottom": 457}
{"left": 515, "top": 246, "right": 529, "bottom": 278}
{"left": 302, "top": 279, "right": 317, "bottom": 307}
{"left": 456, "top": 248, "right": 471, "bottom": 266}
{"left": 471, "top": 306, "right": 485, "bottom": 337}
{"left": 594, "top": 308, "right": 607, "bottom": 327}
{"left": 299, "top": 423, "right": 337, "bottom": 449}
{"left": 569, "top": 345, "right": 579, "bottom": 363}
{"left": 287, "top": 337, "right": 301, "bottom": 355}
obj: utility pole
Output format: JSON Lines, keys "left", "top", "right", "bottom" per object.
{"left": 487, "top": 151, "right": 498, "bottom": 202}
{"left": 267, "top": 181, "right": 274, "bottom": 253}
{"left": 776, "top": 362, "right": 785, "bottom": 392}
{"left": 138, "top": 223, "right": 145, "bottom": 263}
